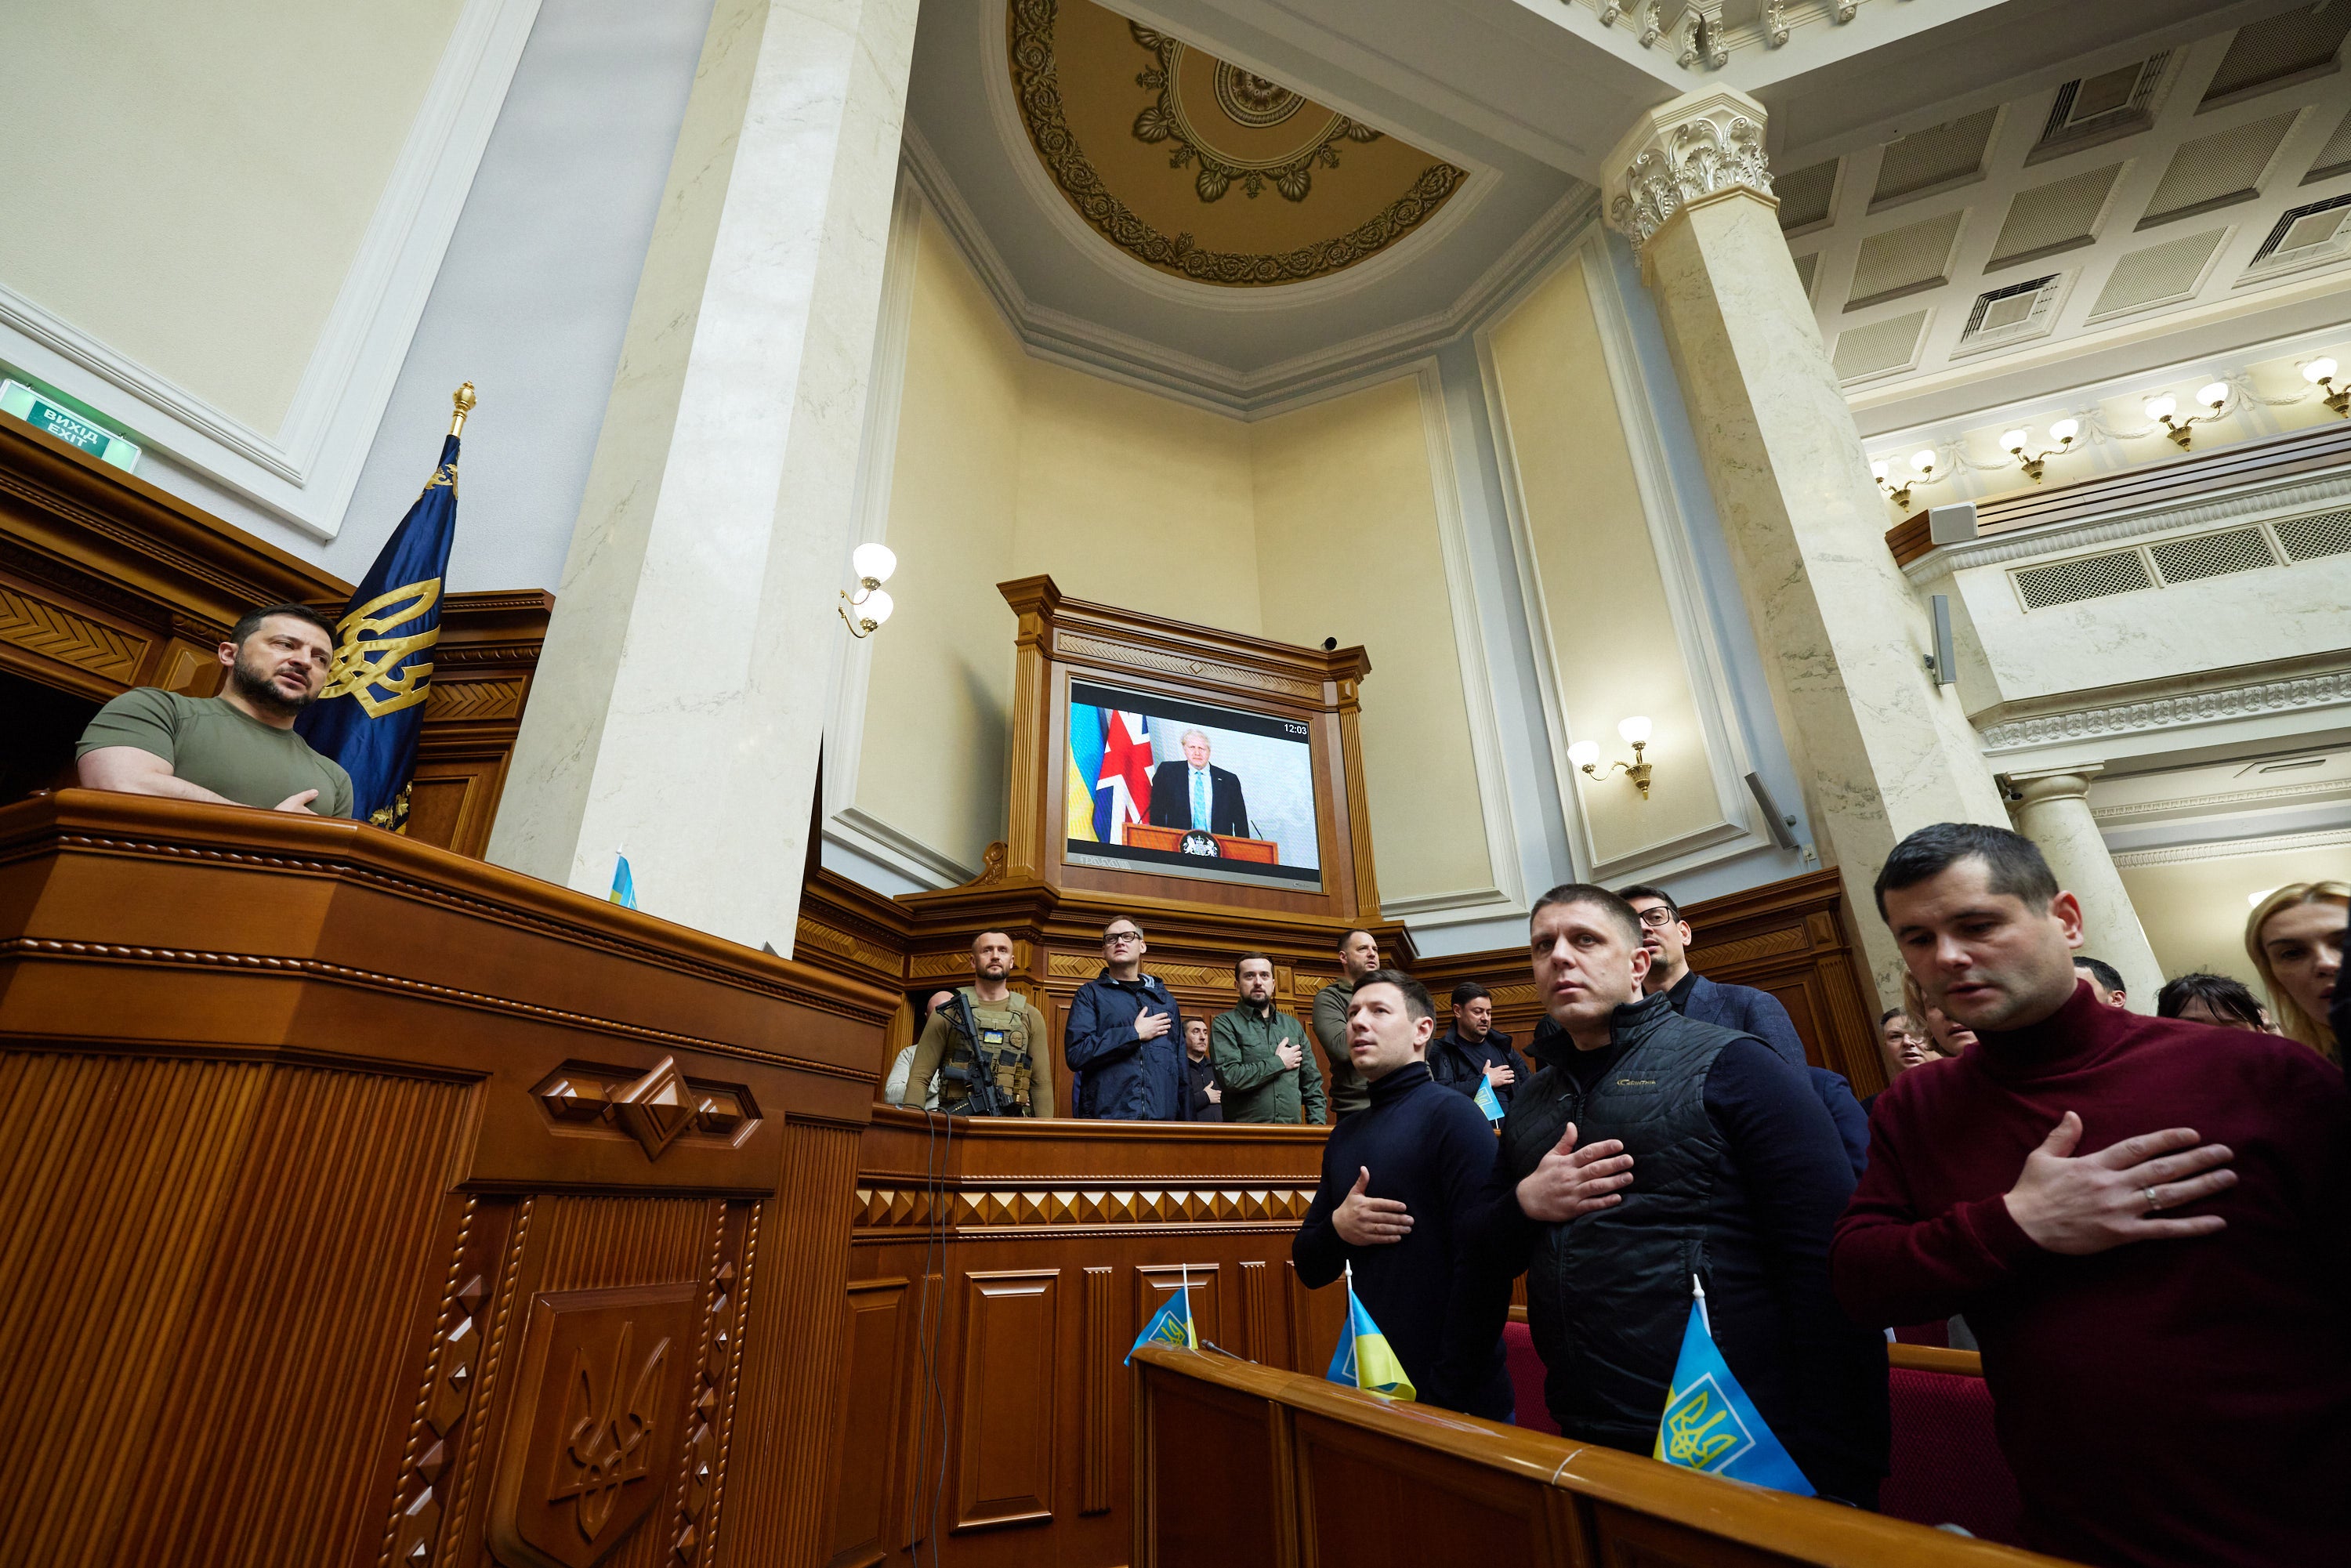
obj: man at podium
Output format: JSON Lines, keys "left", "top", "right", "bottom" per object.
{"left": 1148, "top": 729, "right": 1248, "bottom": 838}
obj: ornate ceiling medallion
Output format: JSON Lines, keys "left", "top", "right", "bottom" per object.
{"left": 1129, "top": 27, "right": 1374, "bottom": 201}
{"left": 1007, "top": 0, "right": 1467, "bottom": 287}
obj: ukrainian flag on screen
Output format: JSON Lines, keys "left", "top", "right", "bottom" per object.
{"left": 1653, "top": 1279, "right": 1812, "bottom": 1495}
{"left": 1125, "top": 1281, "right": 1197, "bottom": 1363}
{"left": 1325, "top": 1278, "right": 1415, "bottom": 1400}
{"left": 1067, "top": 704, "right": 1106, "bottom": 843}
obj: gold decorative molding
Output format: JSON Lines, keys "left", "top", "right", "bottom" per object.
{"left": 1128, "top": 23, "right": 1377, "bottom": 203}
{"left": 0, "top": 583, "right": 144, "bottom": 681}
{"left": 798, "top": 917, "right": 904, "bottom": 975}
{"left": 853, "top": 1186, "right": 1316, "bottom": 1229}
{"left": 1008, "top": 0, "right": 1465, "bottom": 287}
{"left": 422, "top": 677, "right": 523, "bottom": 723}
{"left": 1687, "top": 927, "right": 1809, "bottom": 969}
{"left": 912, "top": 950, "right": 980, "bottom": 979}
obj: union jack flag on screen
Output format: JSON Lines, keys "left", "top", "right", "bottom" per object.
{"left": 1099, "top": 710, "right": 1154, "bottom": 842}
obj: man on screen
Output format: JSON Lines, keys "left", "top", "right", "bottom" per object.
{"left": 1147, "top": 729, "right": 1249, "bottom": 838}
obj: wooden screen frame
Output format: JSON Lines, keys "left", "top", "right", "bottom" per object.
{"left": 998, "top": 575, "right": 1380, "bottom": 925}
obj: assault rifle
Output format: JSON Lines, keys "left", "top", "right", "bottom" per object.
{"left": 940, "top": 990, "right": 1017, "bottom": 1117}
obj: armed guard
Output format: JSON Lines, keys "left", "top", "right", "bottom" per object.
{"left": 900, "top": 929, "right": 1054, "bottom": 1117}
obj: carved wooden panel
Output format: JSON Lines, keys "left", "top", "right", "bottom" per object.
{"left": 1082, "top": 1267, "right": 1116, "bottom": 1515}
{"left": 487, "top": 1283, "right": 701, "bottom": 1568}
{"left": 1591, "top": 1504, "right": 1795, "bottom": 1567}
{"left": 1296, "top": 1413, "right": 1567, "bottom": 1566}
{"left": 0, "top": 580, "right": 146, "bottom": 683}
{"left": 1146, "top": 1378, "right": 1286, "bottom": 1568}
{"left": 955, "top": 1270, "right": 1060, "bottom": 1531}
{"left": 827, "top": 1278, "right": 911, "bottom": 1568}
{"left": 1284, "top": 1261, "right": 1349, "bottom": 1378}
{"left": 1051, "top": 629, "right": 1323, "bottom": 702}
{"left": 1136, "top": 1262, "right": 1221, "bottom": 1349}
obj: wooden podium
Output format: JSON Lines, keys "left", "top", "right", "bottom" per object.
{"left": 1118, "top": 822, "right": 1280, "bottom": 864}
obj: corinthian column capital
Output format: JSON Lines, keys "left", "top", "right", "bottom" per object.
{"left": 1602, "top": 87, "right": 1776, "bottom": 252}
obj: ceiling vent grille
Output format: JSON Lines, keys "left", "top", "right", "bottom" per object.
{"left": 1777, "top": 160, "right": 1840, "bottom": 233}
{"left": 2309, "top": 107, "right": 2351, "bottom": 183}
{"left": 2088, "top": 227, "right": 2226, "bottom": 319}
{"left": 2149, "top": 527, "right": 2278, "bottom": 582}
{"left": 2248, "top": 192, "right": 2351, "bottom": 273}
{"left": 2203, "top": 8, "right": 2351, "bottom": 107}
{"left": 2035, "top": 56, "right": 2169, "bottom": 161}
{"left": 1989, "top": 164, "right": 2123, "bottom": 268}
{"left": 1872, "top": 110, "right": 1998, "bottom": 208}
{"left": 2014, "top": 552, "right": 2154, "bottom": 608}
{"left": 2141, "top": 111, "right": 2298, "bottom": 227}
{"left": 1831, "top": 311, "right": 1929, "bottom": 382}
{"left": 1848, "top": 211, "right": 1965, "bottom": 308}
{"left": 2277, "top": 509, "right": 2351, "bottom": 560}
{"left": 1957, "top": 273, "right": 2063, "bottom": 354}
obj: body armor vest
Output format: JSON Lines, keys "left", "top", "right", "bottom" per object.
{"left": 944, "top": 987, "right": 1036, "bottom": 1115}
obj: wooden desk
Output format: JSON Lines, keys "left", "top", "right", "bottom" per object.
{"left": 0, "top": 790, "right": 896, "bottom": 1568}
{"left": 1121, "top": 823, "right": 1282, "bottom": 864}
{"left": 1131, "top": 1344, "right": 2067, "bottom": 1568}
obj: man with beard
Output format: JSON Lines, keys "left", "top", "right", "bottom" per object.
{"left": 1837, "top": 823, "right": 2349, "bottom": 1566}
{"left": 900, "top": 929, "right": 1053, "bottom": 1117}
{"left": 77, "top": 602, "right": 353, "bottom": 816}
{"left": 1312, "top": 929, "right": 1384, "bottom": 1121}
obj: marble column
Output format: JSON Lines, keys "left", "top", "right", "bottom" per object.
{"left": 2008, "top": 766, "right": 2164, "bottom": 1007}
{"left": 487, "top": 0, "right": 919, "bottom": 951}
{"left": 1600, "top": 89, "right": 2012, "bottom": 1000}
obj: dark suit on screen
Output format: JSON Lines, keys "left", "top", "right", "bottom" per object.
{"left": 1147, "top": 762, "right": 1248, "bottom": 838}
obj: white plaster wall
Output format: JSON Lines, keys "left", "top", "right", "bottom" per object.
{"left": 0, "top": 0, "right": 465, "bottom": 431}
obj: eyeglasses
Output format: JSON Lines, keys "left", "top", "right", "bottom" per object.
{"left": 1103, "top": 931, "right": 1142, "bottom": 947}
{"left": 1636, "top": 907, "right": 1678, "bottom": 929}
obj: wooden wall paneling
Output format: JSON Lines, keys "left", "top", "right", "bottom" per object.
{"left": 826, "top": 1276, "right": 913, "bottom": 1568}
{"left": 1082, "top": 1266, "right": 1116, "bottom": 1515}
{"left": 1147, "top": 1376, "right": 1287, "bottom": 1568}
{"left": 1588, "top": 1504, "right": 1804, "bottom": 1568}
{"left": 713, "top": 1124, "right": 865, "bottom": 1568}
{"left": 1284, "top": 1262, "right": 1348, "bottom": 1379}
{"left": 1136, "top": 1262, "right": 1222, "bottom": 1349}
{"left": 1239, "top": 1258, "right": 1272, "bottom": 1365}
{"left": 954, "top": 1269, "right": 1061, "bottom": 1533}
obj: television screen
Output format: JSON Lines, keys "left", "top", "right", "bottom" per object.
{"left": 1064, "top": 679, "right": 1321, "bottom": 889}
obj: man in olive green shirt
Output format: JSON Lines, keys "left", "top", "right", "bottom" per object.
{"left": 76, "top": 603, "right": 353, "bottom": 817}
{"left": 900, "top": 929, "right": 1055, "bottom": 1117}
{"left": 1212, "top": 952, "right": 1325, "bottom": 1125}
{"left": 1310, "top": 928, "right": 1382, "bottom": 1121}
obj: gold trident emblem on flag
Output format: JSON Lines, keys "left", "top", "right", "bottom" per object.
{"left": 319, "top": 578, "right": 441, "bottom": 717}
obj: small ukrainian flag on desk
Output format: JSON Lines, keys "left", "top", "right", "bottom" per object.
{"left": 1325, "top": 1261, "right": 1415, "bottom": 1400}
{"left": 1126, "top": 1266, "right": 1199, "bottom": 1363}
{"left": 1473, "top": 1075, "right": 1505, "bottom": 1121}
{"left": 1654, "top": 1275, "right": 1813, "bottom": 1495}
{"left": 608, "top": 852, "right": 638, "bottom": 910}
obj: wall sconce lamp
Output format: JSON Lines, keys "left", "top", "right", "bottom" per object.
{"left": 839, "top": 542, "right": 897, "bottom": 639}
{"left": 2303, "top": 357, "right": 2349, "bottom": 417}
{"left": 2143, "top": 385, "right": 2229, "bottom": 449}
{"left": 1872, "top": 449, "right": 1936, "bottom": 510}
{"left": 1999, "top": 418, "right": 2079, "bottom": 482}
{"left": 1570, "top": 717, "right": 1654, "bottom": 799}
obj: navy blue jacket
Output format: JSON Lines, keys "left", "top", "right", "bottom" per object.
{"left": 1808, "top": 1065, "right": 1871, "bottom": 1179}
{"left": 1064, "top": 970, "right": 1189, "bottom": 1121}
{"left": 1426, "top": 1026, "right": 1528, "bottom": 1109}
{"left": 1295, "top": 1063, "right": 1513, "bottom": 1420}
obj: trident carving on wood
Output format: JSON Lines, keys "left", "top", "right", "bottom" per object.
{"left": 547, "top": 1321, "right": 670, "bottom": 1542}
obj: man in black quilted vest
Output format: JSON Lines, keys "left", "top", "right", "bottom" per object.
{"left": 1483, "top": 883, "right": 1889, "bottom": 1506}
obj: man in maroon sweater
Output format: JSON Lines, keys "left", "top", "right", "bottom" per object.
{"left": 1835, "top": 823, "right": 2349, "bottom": 1568}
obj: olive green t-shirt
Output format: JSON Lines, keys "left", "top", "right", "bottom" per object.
{"left": 78, "top": 688, "right": 354, "bottom": 817}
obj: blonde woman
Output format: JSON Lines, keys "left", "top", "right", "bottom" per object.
{"left": 2245, "top": 882, "right": 2346, "bottom": 1057}
{"left": 1901, "top": 969, "right": 1977, "bottom": 1058}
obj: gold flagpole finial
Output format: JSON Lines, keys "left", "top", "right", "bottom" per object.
{"left": 449, "top": 382, "right": 477, "bottom": 437}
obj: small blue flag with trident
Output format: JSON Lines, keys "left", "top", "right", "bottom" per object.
{"left": 1126, "top": 1263, "right": 1199, "bottom": 1363}
{"left": 1653, "top": 1274, "right": 1813, "bottom": 1494}
{"left": 1472, "top": 1075, "right": 1505, "bottom": 1121}
{"left": 608, "top": 851, "right": 638, "bottom": 910}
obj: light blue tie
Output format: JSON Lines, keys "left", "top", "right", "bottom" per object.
{"left": 1191, "top": 768, "right": 1209, "bottom": 830}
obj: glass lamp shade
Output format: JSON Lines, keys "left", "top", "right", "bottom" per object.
{"left": 2048, "top": 418, "right": 2080, "bottom": 443}
{"left": 1909, "top": 449, "right": 1936, "bottom": 474}
{"left": 2196, "top": 382, "right": 2229, "bottom": 411}
{"left": 2143, "top": 394, "right": 2177, "bottom": 422}
{"left": 1617, "top": 715, "right": 1653, "bottom": 746}
{"left": 2000, "top": 429, "right": 2028, "bottom": 453}
{"left": 1871, "top": 459, "right": 1889, "bottom": 480}
{"left": 851, "top": 541, "right": 898, "bottom": 584}
{"left": 860, "top": 588, "right": 894, "bottom": 627}
{"left": 2303, "top": 357, "right": 2337, "bottom": 385}
{"left": 1568, "top": 740, "right": 1600, "bottom": 769}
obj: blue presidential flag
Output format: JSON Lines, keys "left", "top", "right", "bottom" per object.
{"left": 297, "top": 419, "right": 463, "bottom": 829}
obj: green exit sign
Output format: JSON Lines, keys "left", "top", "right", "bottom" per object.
{"left": 1, "top": 379, "right": 141, "bottom": 471}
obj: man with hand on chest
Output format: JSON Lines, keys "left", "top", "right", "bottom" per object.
{"left": 1485, "top": 884, "right": 1887, "bottom": 1505}
{"left": 1292, "top": 970, "right": 1512, "bottom": 1418}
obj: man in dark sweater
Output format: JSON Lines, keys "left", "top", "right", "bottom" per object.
{"left": 1487, "top": 884, "right": 1888, "bottom": 1505}
{"left": 1292, "top": 970, "right": 1512, "bottom": 1419}
{"left": 1837, "top": 823, "right": 2351, "bottom": 1567}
